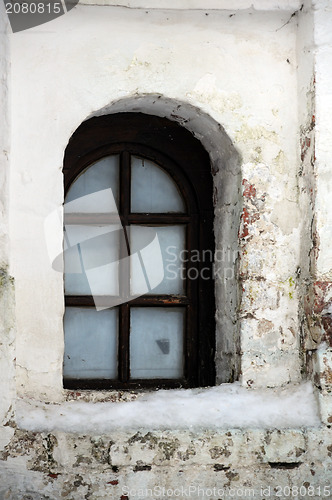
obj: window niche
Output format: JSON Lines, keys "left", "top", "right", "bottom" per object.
{"left": 62, "top": 112, "right": 217, "bottom": 390}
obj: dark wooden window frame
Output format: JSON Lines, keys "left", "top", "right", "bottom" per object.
{"left": 63, "top": 113, "right": 215, "bottom": 390}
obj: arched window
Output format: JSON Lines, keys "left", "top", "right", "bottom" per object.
{"left": 63, "top": 113, "right": 215, "bottom": 390}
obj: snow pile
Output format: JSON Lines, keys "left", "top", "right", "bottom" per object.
{"left": 16, "top": 382, "right": 320, "bottom": 434}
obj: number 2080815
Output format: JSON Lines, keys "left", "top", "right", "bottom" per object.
{"left": 5, "top": 2, "right": 62, "bottom": 14}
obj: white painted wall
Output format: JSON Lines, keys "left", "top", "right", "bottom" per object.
{"left": 9, "top": 4, "right": 302, "bottom": 400}
{"left": 79, "top": 0, "right": 301, "bottom": 9}
{"left": 0, "top": 0, "right": 16, "bottom": 451}
{"left": 313, "top": 0, "right": 332, "bottom": 279}
{"left": 311, "top": 0, "right": 332, "bottom": 424}
{"left": 0, "top": 1, "right": 10, "bottom": 268}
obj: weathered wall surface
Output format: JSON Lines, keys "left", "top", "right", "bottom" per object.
{"left": 10, "top": 3, "right": 301, "bottom": 399}
{"left": 310, "top": 0, "right": 332, "bottom": 426}
{"left": 0, "top": 0, "right": 10, "bottom": 268}
{"left": 0, "top": 0, "right": 16, "bottom": 458}
{"left": 297, "top": 0, "right": 316, "bottom": 377}
{"left": 295, "top": 0, "right": 332, "bottom": 425}
{"left": 1, "top": 428, "right": 332, "bottom": 499}
{"left": 1, "top": 0, "right": 332, "bottom": 496}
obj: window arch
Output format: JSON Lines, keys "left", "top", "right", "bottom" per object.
{"left": 63, "top": 113, "right": 215, "bottom": 390}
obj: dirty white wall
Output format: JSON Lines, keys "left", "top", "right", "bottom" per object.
{"left": 10, "top": 2, "right": 301, "bottom": 400}
{"left": 1, "top": 0, "right": 332, "bottom": 497}
{"left": 310, "top": 0, "right": 332, "bottom": 424}
{"left": 297, "top": 0, "right": 315, "bottom": 374}
{"left": 0, "top": 0, "right": 10, "bottom": 270}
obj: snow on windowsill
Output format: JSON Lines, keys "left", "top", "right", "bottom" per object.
{"left": 16, "top": 382, "right": 321, "bottom": 434}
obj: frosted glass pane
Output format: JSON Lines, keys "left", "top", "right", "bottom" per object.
{"left": 130, "top": 225, "right": 185, "bottom": 295}
{"left": 131, "top": 157, "right": 185, "bottom": 213}
{"left": 130, "top": 308, "right": 184, "bottom": 379}
{"left": 65, "top": 156, "right": 119, "bottom": 213}
{"left": 64, "top": 224, "right": 121, "bottom": 295}
{"left": 64, "top": 307, "right": 118, "bottom": 379}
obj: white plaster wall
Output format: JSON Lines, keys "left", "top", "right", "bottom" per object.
{"left": 0, "top": 0, "right": 16, "bottom": 451}
{"left": 3, "top": 2, "right": 332, "bottom": 496}
{"left": 79, "top": 0, "right": 301, "bottom": 9}
{"left": 313, "top": 0, "right": 332, "bottom": 280}
{"left": 311, "top": 0, "right": 332, "bottom": 424}
{"left": 9, "top": 4, "right": 301, "bottom": 400}
{"left": 296, "top": 1, "right": 315, "bottom": 362}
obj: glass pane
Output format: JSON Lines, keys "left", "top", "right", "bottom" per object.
{"left": 130, "top": 225, "right": 185, "bottom": 295}
{"left": 64, "top": 224, "right": 121, "bottom": 295}
{"left": 63, "top": 307, "right": 118, "bottom": 380}
{"left": 65, "top": 156, "right": 119, "bottom": 213}
{"left": 130, "top": 308, "right": 184, "bottom": 379}
{"left": 131, "top": 156, "right": 185, "bottom": 213}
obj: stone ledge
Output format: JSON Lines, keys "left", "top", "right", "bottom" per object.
{"left": 2, "top": 427, "right": 330, "bottom": 469}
